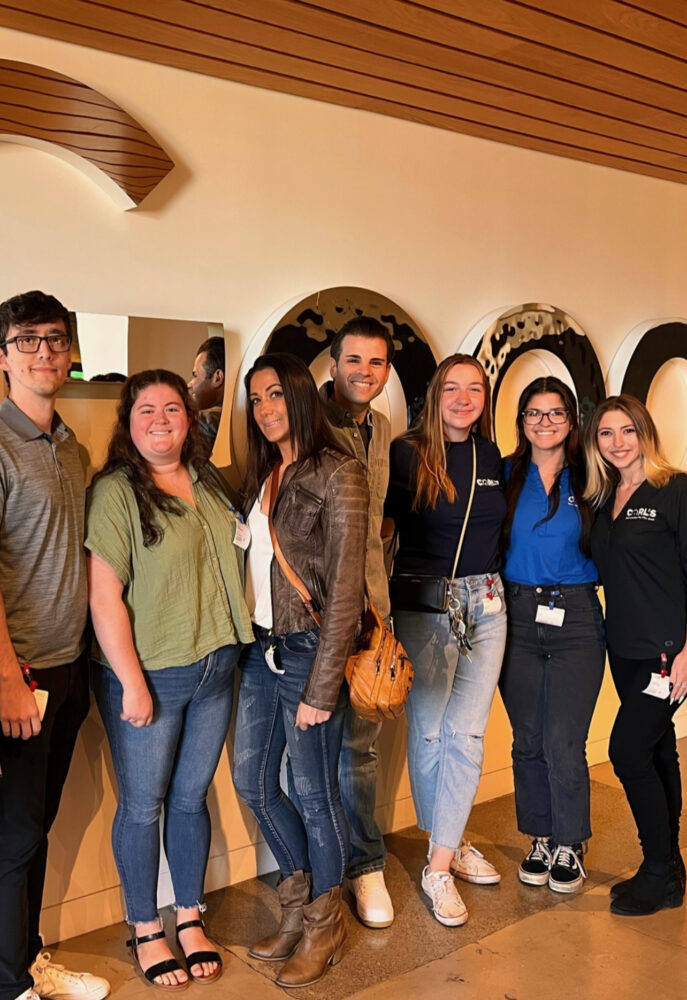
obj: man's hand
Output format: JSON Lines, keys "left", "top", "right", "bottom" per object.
{"left": 294, "top": 702, "right": 331, "bottom": 731}
{"left": 0, "top": 666, "right": 41, "bottom": 739}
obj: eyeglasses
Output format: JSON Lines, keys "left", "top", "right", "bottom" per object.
{"left": 522, "top": 408, "right": 569, "bottom": 425}
{"left": 3, "top": 333, "right": 72, "bottom": 354}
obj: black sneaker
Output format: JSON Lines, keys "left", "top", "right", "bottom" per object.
{"left": 518, "top": 838, "right": 553, "bottom": 886}
{"left": 549, "top": 843, "right": 587, "bottom": 893}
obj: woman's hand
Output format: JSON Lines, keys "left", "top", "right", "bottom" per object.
{"left": 121, "top": 682, "right": 154, "bottom": 727}
{"left": 669, "top": 647, "right": 687, "bottom": 705}
{"left": 294, "top": 702, "right": 331, "bottom": 731}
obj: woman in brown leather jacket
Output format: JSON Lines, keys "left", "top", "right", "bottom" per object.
{"left": 232, "top": 353, "right": 368, "bottom": 989}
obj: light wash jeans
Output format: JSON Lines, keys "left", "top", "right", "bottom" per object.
{"left": 393, "top": 574, "right": 507, "bottom": 851}
{"left": 92, "top": 643, "right": 239, "bottom": 923}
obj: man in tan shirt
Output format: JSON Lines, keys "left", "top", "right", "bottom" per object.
{"left": 319, "top": 317, "right": 395, "bottom": 927}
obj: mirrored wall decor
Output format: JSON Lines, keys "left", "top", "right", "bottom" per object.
{"left": 230, "top": 286, "right": 436, "bottom": 477}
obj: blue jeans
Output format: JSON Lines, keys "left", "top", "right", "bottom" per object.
{"left": 499, "top": 583, "right": 605, "bottom": 845}
{"left": 394, "top": 574, "right": 507, "bottom": 850}
{"left": 339, "top": 708, "right": 386, "bottom": 877}
{"left": 233, "top": 627, "right": 348, "bottom": 898}
{"left": 92, "top": 644, "right": 239, "bottom": 923}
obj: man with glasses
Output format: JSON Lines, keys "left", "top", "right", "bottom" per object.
{"left": 0, "top": 291, "right": 109, "bottom": 1000}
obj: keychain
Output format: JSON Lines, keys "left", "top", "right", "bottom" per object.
{"left": 448, "top": 585, "right": 473, "bottom": 660}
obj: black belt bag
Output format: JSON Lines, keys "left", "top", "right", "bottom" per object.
{"left": 389, "top": 437, "right": 477, "bottom": 617}
{"left": 388, "top": 573, "right": 450, "bottom": 614}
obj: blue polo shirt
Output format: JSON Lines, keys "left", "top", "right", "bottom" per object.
{"left": 503, "top": 463, "right": 598, "bottom": 586}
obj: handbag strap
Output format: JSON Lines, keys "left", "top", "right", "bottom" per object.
{"left": 267, "top": 461, "right": 323, "bottom": 628}
{"left": 448, "top": 435, "right": 477, "bottom": 582}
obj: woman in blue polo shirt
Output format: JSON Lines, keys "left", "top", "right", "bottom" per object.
{"left": 499, "top": 376, "right": 605, "bottom": 893}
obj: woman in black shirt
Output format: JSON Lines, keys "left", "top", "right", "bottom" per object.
{"left": 585, "top": 394, "right": 686, "bottom": 916}
{"left": 386, "top": 354, "right": 506, "bottom": 927}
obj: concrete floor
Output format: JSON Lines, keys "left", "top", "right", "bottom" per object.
{"left": 50, "top": 744, "right": 687, "bottom": 1000}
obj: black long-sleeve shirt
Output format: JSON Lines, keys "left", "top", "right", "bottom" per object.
{"left": 590, "top": 473, "right": 687, "bottom": 660}
{"left": 385, "top": 434, "right": 505, "bottom": 579}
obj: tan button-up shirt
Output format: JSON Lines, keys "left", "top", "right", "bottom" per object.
{"left": 320, "top": 382, "right": 391, "bottom": 619}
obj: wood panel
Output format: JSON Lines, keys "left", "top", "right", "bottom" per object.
{"left": 1, "top": 1, "right": 687, "bottom": 185}
{"left": 0, "top": 58, "right": 174, "bottom": 206}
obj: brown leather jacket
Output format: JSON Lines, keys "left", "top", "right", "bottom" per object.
{"left": 270, "top": 448, "right": 369, "bottom": 712}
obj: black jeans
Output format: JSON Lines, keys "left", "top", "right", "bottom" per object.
{"left": 608, "top": 651, "right": 683, "bottom": 868}
{"left": 0, "top": 654, "right": 90, "bottom": 1000}
{"left": 499, "top": 583, "right": 606, "bottom": 845}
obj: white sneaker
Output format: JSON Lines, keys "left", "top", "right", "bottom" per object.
{"left": 349, "top": 870, "right": 394, "bottom": 927}
{"left": 421, "top": 866, "right": 468, "bottom": 927}
{"left": 29, "top": 953, "right": 110, "bottom": 1000}
{"left": 16, "top": 990, "right": 41, "bottom": 1000}
{"left": 450, "top": 840, "right": 501, "bottom": 885}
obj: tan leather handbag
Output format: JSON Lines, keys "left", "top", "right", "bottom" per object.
{"left": 344, "top": 601, "right": 414, "bottom": 723}
{"left": 267, "top": 462, "right": 413, "bottom": 722}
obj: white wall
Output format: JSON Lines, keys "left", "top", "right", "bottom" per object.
{"left": 2, "top": 25, "right": 687, "bottom": 944}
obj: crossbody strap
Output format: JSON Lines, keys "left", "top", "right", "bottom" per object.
{"left": 267, "top": 461, "right": 323, "bottom": 628}
{"left": 448, "top": 435, "right": 477, "bottom": 582}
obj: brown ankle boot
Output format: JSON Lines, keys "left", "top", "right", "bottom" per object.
{"left": 275, "top": 885, "right": 346, "bottom": 988}
{"left": 249, "top": 870, "right": 312, "bottom": 962}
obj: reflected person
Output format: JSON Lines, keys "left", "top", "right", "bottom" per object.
{"left": 188, "top": 336, "right": 225, "bottom": 451}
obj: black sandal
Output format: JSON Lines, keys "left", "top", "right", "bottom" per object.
{"left": 176, "top": 919, "right": 224, "bottom": 985}
{"left": 126, "top": 928, "right": 189, "bottom": 992}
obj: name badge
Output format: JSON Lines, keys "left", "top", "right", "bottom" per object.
{"left": 642, "top": 673, "right": 671, "bottom": 700}
{"left": 482, "top": 595, "right": 503, "bottom": 615}
{"left": 233, "top": 520, "right": 251, "bottom": 550}
{"left": 535, "top": 604, "right": 565, "bottom": 627}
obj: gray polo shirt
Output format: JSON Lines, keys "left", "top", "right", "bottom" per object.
{"left": 0, "top": 398, "right": 87, "bottom": 669}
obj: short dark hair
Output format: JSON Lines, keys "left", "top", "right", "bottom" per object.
{"left": 330, "top": 316, "right": 394, "bottom": 364}
{"left": 0, "top": 290, "right": 70, "bottom": 352}
{"left": 196, "top": 336, "right": 225, "bottom": 377}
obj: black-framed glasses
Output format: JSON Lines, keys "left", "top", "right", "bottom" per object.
{"left": 3, "top": 333, "right": 72, "bottom": 354}
{"left": 522, "top": 408, "right": 569, "bottom": 425}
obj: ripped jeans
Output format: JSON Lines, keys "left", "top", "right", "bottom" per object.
{"left": 233, "top": 627, "right": 348, "bottom": 898}
{"left": 393, "top": 574, "right": 507, "bottom": 850}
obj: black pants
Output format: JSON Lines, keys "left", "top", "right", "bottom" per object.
{"left": 608, "top": 651, "right": 683, "bottom": 868}
{"left": 0, "top": 654, "right": 90, "bottom": 1000}
{"left": 499, "top": 583, "right": 606, "bottom": 845}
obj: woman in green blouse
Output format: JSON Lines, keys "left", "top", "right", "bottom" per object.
{"left": 86, "top": 370, "right": 253, "bottom": 992}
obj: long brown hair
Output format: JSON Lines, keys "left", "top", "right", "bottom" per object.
{"left": 402, "top": 354, "right": 492, "bottom": 510}
{"left": 503, "top": 376, "right": 593, "bottom": 554}
{"left": 584, "top": 394, "right": 682, "bottom": 508}
{"left": 242, "top": 353, "right": 339, "bottom": 512}
{"left": 93, "top": 369, "right": 211, "bottom": 547}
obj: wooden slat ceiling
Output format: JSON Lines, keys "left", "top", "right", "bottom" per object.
{"left": 0, "top": 58, "right": 174, "bottom": 205}
{"left": 2, "top": 1, "right": 687, "bottom": 185}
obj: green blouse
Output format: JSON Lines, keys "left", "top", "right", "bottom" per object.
{"left": 85, "top": 467, "right": 254, "bottom": 670}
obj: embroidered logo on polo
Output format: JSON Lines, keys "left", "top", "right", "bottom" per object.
{"left": 625, "top": 507, "right": 657, "bottom": 520}
{"left": 477, "top": 478, "right": 500, "bottom": 487}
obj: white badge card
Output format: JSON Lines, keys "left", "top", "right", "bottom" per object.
{"left": 642, "top": 673, "right": 671, "bottom": 700}
{"left": 535, "top": 604, "right": 566, "bottom": 627}
{"left": 233, "top": 520, "right": 251, "bottom": 550}
{"left": 482, "top": 595, "right": 503, "bottom": 615}
{"left": 33, "top": 688, "right": 49, "bottom": 721}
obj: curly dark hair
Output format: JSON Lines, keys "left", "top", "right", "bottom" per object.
{"left": 93, "top": 369, "right": 213, "bottom": 547}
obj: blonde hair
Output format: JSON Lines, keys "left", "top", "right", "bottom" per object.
{"left": 584, "top": 394, "right": 681, "bottom": 508}
{"left": 403, "top": 354, "right": 492, "bottom": 510}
